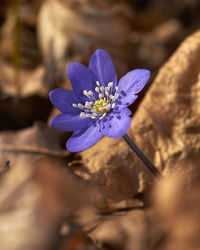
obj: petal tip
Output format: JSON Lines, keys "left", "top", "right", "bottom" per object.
{"left": 145, "top": 69, "right": 151, "bottom": 78}
{"left": 137, "top": 68, "right": 151, "bottom": 77}
{"left": 91, "top": 49, "right": 112, "bottom": 62}
{"left": 49, "top": 115, "right": 58, "bottom": 129}
{"left": 49, "top": 89, "right": 55, "bottom": 101}
{"left": 93, "top": 48, "right": 107, "bottom": 55}
{"left": 66, "top": 138, "right": 80, "bottom": 153}
{"left": 67, "top": 62, "right": 83, "bottom": 75}
{"left": 49, "top": 88, "right": 66, "bottom": 105}
{"left": 50, "top": 114, "right": 65, "bottom": 131}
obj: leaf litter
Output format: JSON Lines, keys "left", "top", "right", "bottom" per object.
{"left": 1, "top": 0, "right": 200, "bottom": 249}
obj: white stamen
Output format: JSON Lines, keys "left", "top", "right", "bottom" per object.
{"left": 72, "top": 103, "right": 77, "bottom": 107}
{"left": 80, "top": 112, "right": 86, "bottom": 117}
{"left": 105, "top": 91, "right": 109, "bottom": 96}
{"left": 100, "top": 86, "right": 104, "bottom": 92}
{"left": 108, "top": 82, "right": 113, "bottom": 88}
{"left": 96, "top": 81, "right": 100, "bottom": 86}
{"left": 99, "top": 113, "right": 106, "bottom": 119}
{"left": 85, "top": 101, "right": 93, "bottom": 108}
{"left": 95, "top": 87, "right": 99, "bottom": 93}
{"left": 105, "top": 87, "right": 109, "bottom": 92}
{"left": 99, "top": 93, "right": 103, "bottom": 99}
{"left": 88, "top": 91, "right": 93, "bottom": 96}
{"left": 112, "top": 93, "right": 119, "bottom": 100}
{"left": 85, "top": 101, "right": 90, "bottom": 107}
{"left": 83, "top": 90, "right": 88, "bottom": 96}
{"left": 115, "top": 86, "right": 118, "bottom": 91}
{"left": 78, "top": 103, "right": 84, "bottom": 108}
{"left": 107, "top": 104, "right": 111, "bottom": 109}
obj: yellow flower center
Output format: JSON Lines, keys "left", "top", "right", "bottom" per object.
{"left": 94, "top": 98, "right": 110, "bottom": 114}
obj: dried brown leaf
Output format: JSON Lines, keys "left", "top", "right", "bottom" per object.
{"left": 0, "top": 122, "right": 67, "bottom": 170}
{"left": 91, "top": 210, "right": 147, "bottom": 250}
{"left": 78, "top": 137, "right": 139, "bottom": 205}
{"left": 129, "top": 30, "right": 200, "bottom": 189}
{"left": 0, "top": 155, "right": 100, "bottom": 250}
{"left": 152, "top": 172, "right": 200, "bottom": 250}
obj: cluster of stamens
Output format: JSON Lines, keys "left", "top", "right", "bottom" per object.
{"left": 72, "top": 81, "right": 119, "bottom": 119}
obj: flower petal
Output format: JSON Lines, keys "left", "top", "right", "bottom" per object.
{"left": 49, "top": 89, "right": 80, "bottom": 114}
{"left": 67, "top": 62, "right": 97, "bottom": 101}
{"left": 117, "top": 69, "right": 150, "bottom": 106}
{"left": 50, "top": 113, "right": 92, "bottom": 132}
{"left": 89, "top": 49, "right": 117, "bottom": 86}
{"left": 103, "top": 108, "right": 132, "bottom": 138}
{"left": 67, "top": 123, "right": 103, "bottom": 152}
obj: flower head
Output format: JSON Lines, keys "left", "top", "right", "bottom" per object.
{"left": 49, "top": 49, "right": 150, "bottom": 152}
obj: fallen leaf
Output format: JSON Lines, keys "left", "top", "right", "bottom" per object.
{"left": 129, "top": 30, "right": 200, "bottom": 189}
{"left": 0, "top": 122, "right": 67, "bottom": 170}
{"left": 0, "top": 156, "right": 99, "bottom": 250}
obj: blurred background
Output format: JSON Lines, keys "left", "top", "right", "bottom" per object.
{"left": 1, "top": 1, "right": 200, "bottom": 250}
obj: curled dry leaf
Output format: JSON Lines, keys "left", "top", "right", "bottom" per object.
{"left": 129, "top": 30, "right": 200, "bottom": 189}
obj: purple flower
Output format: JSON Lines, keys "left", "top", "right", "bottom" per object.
{"left": 49, "top": 49, "right": 150, "bottom": 152}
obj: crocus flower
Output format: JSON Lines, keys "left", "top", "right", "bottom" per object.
{"left": 49, "top": 49, "right": 150, "bottom": 152}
